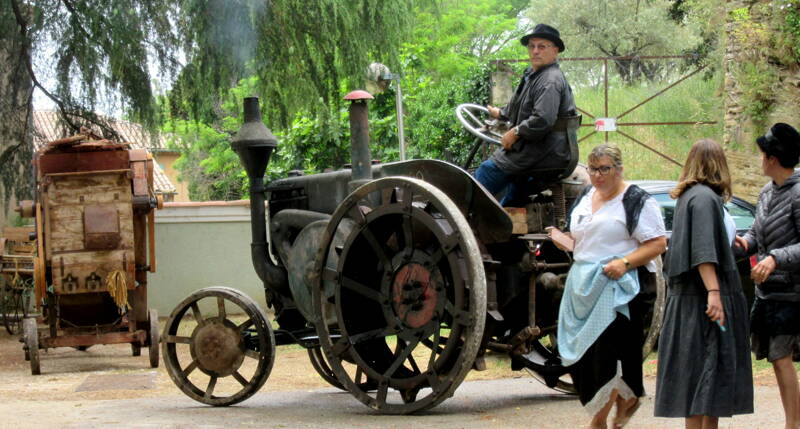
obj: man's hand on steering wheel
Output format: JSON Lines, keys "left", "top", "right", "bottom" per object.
{"left": 487, "top": 105, "right": 501, "bottom": 119}
{"left": 501, "top": 127, "right": 518, "bottom": 150}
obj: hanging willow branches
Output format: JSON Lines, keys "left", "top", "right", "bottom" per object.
{"left": 1, "top": 0, "right": 416, "bottom": 210}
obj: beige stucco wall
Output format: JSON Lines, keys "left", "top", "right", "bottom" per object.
{"left": 153, "top": 152, "right": 190, "bottom": 202}
{"left": 148, "top": 200, "right": 269, "bottom": 316}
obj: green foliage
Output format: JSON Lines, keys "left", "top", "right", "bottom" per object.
{"left": 735, "top": 62, "right": 779, "bottom": 125}
{"left": 404, "top": 62, "right": 492, "bottom": 164}
{"left": 170, "top": 0, "right": 415, "bottom": 127}
{"left": 778, "top": 0, "right": 800, "bottom": 63}
{"left": 402, "top": 0, "right": 528, "bottom": 80}
{"left": 725, "top": 1, "right": 800, "bottom": 126}
{"left": 166, "top": 0, "right": 515, "bottom": 199}
{"left": 527, "top": 0, "right": 702, "bottom": 84}
{"left": 19, "top": 0, "right": 182, "bottom": 127}
{"left": 164, "top": 118, "right": 245, "bottom": 201}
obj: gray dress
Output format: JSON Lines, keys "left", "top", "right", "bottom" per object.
{"left": 654, "top": 184, "right": 753, "bottom": 417}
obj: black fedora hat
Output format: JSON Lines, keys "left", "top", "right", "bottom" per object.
{"left": 520, "top": 23, "right": 565, "bottom": 52}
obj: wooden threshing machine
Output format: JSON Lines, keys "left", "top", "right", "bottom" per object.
{"left": 17, "top": 133, "right": 162, "bottom": 374}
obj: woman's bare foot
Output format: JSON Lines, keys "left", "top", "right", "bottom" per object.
{"left": 613, "top": 397, "right": 641, "bottom": 429}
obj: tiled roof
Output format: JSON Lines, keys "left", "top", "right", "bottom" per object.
{"left": 32, "top": 111, "right": 177, "bottom": 195}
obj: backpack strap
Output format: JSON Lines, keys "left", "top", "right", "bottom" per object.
{"left": 565, "top": 183, "right": 652, "bottom": 237}
{"left": 622, "top": 184, "right": 651, "bottom": 237}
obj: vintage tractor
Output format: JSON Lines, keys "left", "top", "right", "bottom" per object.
{"left": 161, "top": 95, "right": 663, "bottom": 413}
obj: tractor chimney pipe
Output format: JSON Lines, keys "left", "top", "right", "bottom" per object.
{"left": 230, "top": 97, "right": 288, "bottom": 295}
{"left": 344, "top": 90, "right": 374, "bottom": 191}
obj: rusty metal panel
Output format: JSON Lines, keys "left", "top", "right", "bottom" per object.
{"left": 83, "top": 204, "right": 120, "bottom": 250}
{"left": 38, "top": 150, "right": 130, "bottom": 175}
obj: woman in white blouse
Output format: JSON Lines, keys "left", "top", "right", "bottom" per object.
{"left": 549, "top": 144, "right": 667, "bottom": 429}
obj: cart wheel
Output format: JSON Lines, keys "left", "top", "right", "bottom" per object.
{"left": 23, "top": 317, "right": 40, "bottom": 375}
{"left": 149, "top": 309, "right": 159, "bottom": 368}
{"left": 313, "top": 177, "right": 487, "bottom": 414}
{"left": 131, "top": 344, "right": 141, "bottom": 356}
{"left": 520, "top": 333, "right": 577, "bottom": 394}
{"left": 161, "top": 287, "right": 275, "bottom": 406}
{"left": 308, "top": 345, "right": 380, "bottom": 391}
{"left": 2, "top": 279, "right": 28, "bottom": 336}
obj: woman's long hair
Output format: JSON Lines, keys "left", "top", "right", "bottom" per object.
{"left": 670, "top": 139, "right": 732, "bottom": 201}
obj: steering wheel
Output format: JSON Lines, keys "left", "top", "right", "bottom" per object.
{"left": 455, "top": 103, "right": 505, "bottom": 146}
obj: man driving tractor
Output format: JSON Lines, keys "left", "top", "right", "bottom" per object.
{"left": 475, "top": 23, "right": 579, "bottom": 206}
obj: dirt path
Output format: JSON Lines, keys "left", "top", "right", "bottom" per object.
{"left": 0, "top": 323, "right": 789, "bottom": 428}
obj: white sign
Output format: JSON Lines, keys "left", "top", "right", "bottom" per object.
{"left": 594, "top": 118, "right": 617, "bottom": 132}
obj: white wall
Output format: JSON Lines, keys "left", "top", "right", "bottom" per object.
{"left": 147, "top": 201, "right": 269, "bottom": 316}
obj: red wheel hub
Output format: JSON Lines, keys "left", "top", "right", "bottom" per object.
{"left": 391, "top": 263, "right": 438, "bottom": 328}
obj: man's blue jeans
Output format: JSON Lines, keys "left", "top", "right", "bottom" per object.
{"left": 474, "top": 159, "right": 521, "bottom": 206}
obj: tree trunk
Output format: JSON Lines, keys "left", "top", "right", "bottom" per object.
{"left": 0, "top": 10, "right": 34, "bottom": 227}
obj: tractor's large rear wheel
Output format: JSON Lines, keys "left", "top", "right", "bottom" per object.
{"left": 313, "top": 177, "right": 487, "bottom": 414}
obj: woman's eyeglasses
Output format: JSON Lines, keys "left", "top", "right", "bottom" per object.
{"left": 587, "top": 165, "right": 615, "bottom": 176}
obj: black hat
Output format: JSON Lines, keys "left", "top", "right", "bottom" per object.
{"left": 520, "top": 24, "right": 565, "bottom": 52}
{"left": 756, "top": 123, "right": 800, "bottom": 168}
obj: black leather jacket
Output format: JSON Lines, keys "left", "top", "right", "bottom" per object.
{"left": 491, "top": 62, "right": 576, "bottom": 176}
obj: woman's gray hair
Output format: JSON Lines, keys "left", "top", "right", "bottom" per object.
{"left": 588, "top": 143, "right": 623, "bottom": 167}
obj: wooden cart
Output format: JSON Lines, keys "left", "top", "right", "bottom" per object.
{"left": 0, "top": 226, "right": 36, "bottom": 335}
{"left": 18, "top": 134, "right": 161, "bottom": 374}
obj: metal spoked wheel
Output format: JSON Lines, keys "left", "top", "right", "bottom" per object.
{"left": 23, "top": 317, "right": 40, "bottom": 375}
{"left": 522, "top": 333, "right": 576, "bottom": 394}
{"left": 2, "top": 277, "right": 32, "bottom": 335}
{"left": 161, "top": 287, "right": 275, "bottom": 406}
{"left": 307, "top": 346, "right": 345, "bottom": 390}
{"left": 313, "top": 177, "right": 487, "bottom": 414}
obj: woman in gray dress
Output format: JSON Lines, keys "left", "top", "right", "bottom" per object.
{"left": 654, "top": 139, "right": 753, "bottom": 429}
{"left": 734, "top": 123, "right": 800, "bottom": 429}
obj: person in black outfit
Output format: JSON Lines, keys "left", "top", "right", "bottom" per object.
{"left": 655, "top": 139, "right": 753, "bottom": 429}
{"left": 735, "top": 123, "right": 800, "bottom": 429}
{"left": 475, "top": 23, "right": 577, "bottom": 205}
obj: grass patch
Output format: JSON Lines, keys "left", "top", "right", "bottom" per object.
{"left": 570, "top": 72, "right": 723, "bottom": 180}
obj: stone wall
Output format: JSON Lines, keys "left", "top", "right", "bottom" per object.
{"left": 723, "top": 0, "right": 800, "bottom": 203}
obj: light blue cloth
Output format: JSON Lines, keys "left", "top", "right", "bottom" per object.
{"left": 557, "top": 257, "right": 640, "bottom": 367}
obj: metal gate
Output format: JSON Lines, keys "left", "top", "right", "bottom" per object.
{"left": 491, "top": 54, "right": 717, "bottom": 167}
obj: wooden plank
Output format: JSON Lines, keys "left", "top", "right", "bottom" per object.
{"left": 2, "top": 226, "right": 35, "bottom": 242}
{"left": 504, "top": 207, "right": 528, "bottom": 235}
{"left": 37, "top": 150, "right": 129, "bottom": 175}
{"left": 44, "top": 169, "right": 131, "bottom": 178}
{"left": 40, "top": 330, "right": 146, "bottom": 348}
{"left": 51, "top": 249, "right": 135, "bottom": 294}
{"left": 34, "top": 203, "right": 46, "bottom": 307}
